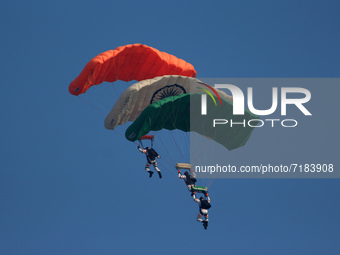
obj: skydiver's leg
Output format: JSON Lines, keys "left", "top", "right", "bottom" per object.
{"left": 197, "top": 213, "right": 203, "bottom": 223}
{"left": 145, "top": 163, "right": 153, "bottom": 178}
{"left": 199, "top": 209, "right": 209, "bottom": 221}
{"left": 203, "top": 213, "right": 209, "bottom": 229}
{"left": 153, "top": 162, "right": 160, "bottom": 172}
{"left": 199, "top": 209, "right": 209, "bottom": 229}
{"left": 152, "top": 162, "right": 162, "bottom": 178}
{"left": 204, "top": 213, "right": 209, "bottom": 222}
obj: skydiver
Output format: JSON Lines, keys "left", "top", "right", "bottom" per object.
{"left": 138, "top": 145, "right": 162, "bottom": 178}
{"left": 193, "top": 192, "right": 211, "bottom": 230}
{"left": 178, "top": 169, "right": 197, "bottom": 194}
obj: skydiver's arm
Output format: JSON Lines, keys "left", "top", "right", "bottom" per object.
{"left": 152, "top": 150, "right": 160, "bottom": 158}
{"left": 192, "top": 193, "right": 200, "bottom": 203}
{"left": 138, "top": 146, "right": 146, "bottom": 154}
{"left": 178, "top": 171, "right": 185, "bottom": 179}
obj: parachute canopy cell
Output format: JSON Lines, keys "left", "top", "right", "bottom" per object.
{"left": 104, "top": 75, "right": 232, "bottom": 130}
{"left": 69, "top": 44, "right": 197, "bottom": 95}
{"left": 125, "top": 93, "right": 260, "bottom": 151}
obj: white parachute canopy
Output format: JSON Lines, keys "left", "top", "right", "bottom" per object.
{"left": 104, "top": 75, "right": 232, "bottom": 130}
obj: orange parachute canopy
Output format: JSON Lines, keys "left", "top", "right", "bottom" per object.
{"left": 69, "top": 44, "right": 197, "bottom": 95}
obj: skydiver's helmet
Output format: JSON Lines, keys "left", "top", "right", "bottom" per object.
{"left": 200, "top": 197, "right": 204, "bottom": 201}
{"left": 184, "top": 171, "right": 190, "bottom": 177}
{"left": 145, "top": 147, "right": 149, "bottom": 150}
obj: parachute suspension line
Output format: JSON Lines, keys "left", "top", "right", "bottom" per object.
{"left": 189, "top": 117, "right": 216, "bottom": 171}
{"left": 168, "top": 98, "right": 188, "bottom": 163}
{"left": 185, "top": 131, "right": 190, "bottom": 147}
{"left": 78, "top": 96, "right": 107, "bottom": 116}
{"left": 167, "top": 98, "right": 186, "bottom": 162}
{"left": 155, "top": 137, "right": 187, "bottom": 179}
{"left": 156, "top": 152, "right": 176, "bottom": 167}
{"left": 79, "top": 95, "right": 134, "bottom": 144}
{"left": 204, "top": 128, "right": 220, "bottom": 187}
{"left": 139, "top": 139, "right": 144, "bottom": 149}
{"left": 191, "top": 114, "right": 209, "bottom": 165}
{"left": 204, "top": 169, "right": 216, "bottom": 195}
{"left": 157, "top": 160, "right": 177, "bottom": 178}
{"left": 91, "top": 82, "right": 114, "bottom": 112}
{"left": 150, "top": 130, "right": 190, "bottom": 176}
{"left": 111, "top": 127, "right": 133, "bottom": 143}
{"left": 153, "top": 132, "right": 178, "bottom": 166}
{"left": 170, "top": 131, "right": 186, "bottom": 163}
{"left": 151, "top": 102, "right": 186, "bottom": 166}
{"left": 110, "top": 81, "right": 125, "bottom": 98}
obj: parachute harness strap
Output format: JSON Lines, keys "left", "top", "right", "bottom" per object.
{"left": 138, "top": 139, "right": 144, "bottom": 149}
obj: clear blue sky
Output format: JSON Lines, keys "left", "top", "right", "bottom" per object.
{"left": 1, "top": 0, "right": 339, "bottom": 254}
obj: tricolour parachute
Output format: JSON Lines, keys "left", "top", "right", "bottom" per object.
{"left": 125, "top": 93, "right": 259, "bottom": 151}
{"left": 69, "top": 44, "right": 197, "bottom": 95}
{"left": 104, "top": 75, "right": 232, "bottom": 130}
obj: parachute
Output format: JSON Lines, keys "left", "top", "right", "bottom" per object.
{"left": 69, "top": 44, "right": 197, "bottom": 96}
{"left": 69, "top": 44, "right": 260, "bottom": 226}
{"left": 104, "top": 75, "right": 232, "bottom": 130}
{"left": 125, "top": 93, "right": 260, "bottom": 151}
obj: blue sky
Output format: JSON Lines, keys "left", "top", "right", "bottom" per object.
{"left": 1, "top": 0, "right": 339, "bottom": 254}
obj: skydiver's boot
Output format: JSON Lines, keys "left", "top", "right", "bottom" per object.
{"left": 148, "top": 171, "right": 154, "bottom": 178}
{"left": 158, "top": 171, "right": 162, "bottom": 179}
{"left": 203, "top": 221, "right": 208, "bottom": 230}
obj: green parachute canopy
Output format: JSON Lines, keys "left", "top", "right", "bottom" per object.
{"left": 125, "top": 93, "right": 259, "bottom": 151}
